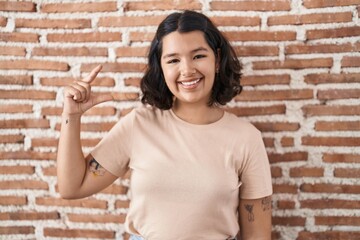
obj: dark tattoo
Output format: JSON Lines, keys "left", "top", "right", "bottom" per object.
{"left": 65, "top": 119, "right": 69, "bottom": 124}
{"left": 244, "top": 204, "right": 254, "bottom": 222}
{"left": 261, "top": 196, "right": 272, "bottom": 211}
{"left": 89, "top": 158, "right": 105, "bottom": 176}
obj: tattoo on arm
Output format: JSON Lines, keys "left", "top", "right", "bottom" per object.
{"left": 65, "top": 119, "right": 69, "bottom": 124}
{"left": 244, "top": 204, "right": 254, "bottom": 222}
{"left": 261, "top": 196, "right": 272, "bottom": 211}
{"left": 89, "top": 158, "right": 105, "bottom": 176}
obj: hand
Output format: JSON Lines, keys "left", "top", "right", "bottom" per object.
{"left": 62, "top": 65, "right": 113, "bottom": 115}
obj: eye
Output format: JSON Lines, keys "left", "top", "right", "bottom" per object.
{"left": 194, "top": 54, "right": 206, "bottom": 60}
{"left": 166, "top": 59, "right": 179, "bottom": 64}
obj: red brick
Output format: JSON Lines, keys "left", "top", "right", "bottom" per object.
{"left": 0, "top": 16, "right": 6, "bottom": 27}
{"left": 234, "top": 45, "right": 279, "bottom": 56}
{"left": 242, "top": 74, "right": 290, "bottom": 86}
{"left": 40, "top": 76, "right": 115, "bottom": 87}
{"left": 33, "top": 47, "right": 107, "bottom": 57}
{"left": 273, "top": 216, "right": 306, "bottom": 226}
{"left": 298, "top": 231, "right": 360, "bottom": 240}
{"left": 0, "top": 211, "right": 59, "bottom": 220}
{"left": 211, "top": 16, "right": 260, "bottom": 26}
{"left": 334, "top": 168, "right": 360, "bottom": 178}
{"left": 0, "top": 60, "right": 69, "bottom": 71}
{"left": 0, "top": 2, "right": 36, "bottom": 12}
{"left": 42, "top": 166, "right": 56, "bottom": 176}
{"left": 268, "top": 12, "right": 352, "bottom": 25}
{"left": 268, "top": 152, "right": 308, "bottom": 163}
{"left": 286, "top": 43, "right": 359, "bottom": 55}
{"left": 36, "top": 197, "right": 107, "bottom": 209}
{"left": 41, "top": 2, "right": 117, "bottom": 13}
{"left": 0, "top": 226, "right": 34, "bottom": 234}
{"left": 115, "top": 200, "right": 130, "bottom": 209}
{"left": 303, "top": 105, "right": 360, "bottom": 116}
{"left": 0, "top": 134, "right": 25, "bottom": 144}
{"left": 0, "top": 104, "right": 33, "bottom": 113}
{"left": 68, "top": 213, "right": 126, "bottom": 223}
{"left": 130, "top": 31, "right": 155, "bottom": 42}
{"left": 315, "top": 121, "right": 360, "bottom": 131}
{"left": 235, "top": 89, "right": 313, "bottom": 101}
{"left": 0, "top": 75, "right": 32, "bottom": 85}
{"left": 0, "top": 151, "right": 56, "bottom": 160}
{"left": 211, "top": 0, "right": 291, "bottom": 11}
{"left": 99, "top": 16, "right": 165, "bottom": 27}
{"left": 124, "top": 0, "right": 202, "bottom": 11}
{"left": 15, "top": 19, "right": 91, "bottom": 29}
{"left": 281, "top": 137, "right": 294, "bottom": 147}
{"left": 342, "top": 56, "right": 360, "bottom": 67}
{"left": 0, "top": 32, "right": 39, "bottom": 42}
{"left": 263, "top": 138, "right": 275, "bottom": 148}
{"left": 0, "top": 180, "right": 48, "bottom": 190}
{"left": 47, "top": 32, "right": 121, "bottom": 43}
{"left": 81, "top": 62, "right": 146, "bottom": 73}
{"left": 43, "top": 227, "right": 115, "bottom": 238}
{"left": 0, "top": 46, "right": 26, "bottom": 56}
{"left": 277, "top": 200, "right": 295, "bottom": 209}
{"left": 0, "top": 90, "right": 56, "bottom": 100}
{"left": 116, "top": 46, "right": 149, "bottom": 57}
{"left": 42, "top": 106, "right": 115, "bottom": 117}
{"left": 224, "top": 31, "right": 296, "bottom": 41}
{"left": 0, "top": 119, "right": 50, "bottom": 129}
{"left": 300, "top": 199, "right": 360, "bottom": 209}
{"left": 80, "top": 122, "right": 116, "bottom": 132}
{"left": 289, "top": 167, "right": 324, "bottom": 177}
{"left": 307, "top": 26, "right": 360, "bottom": 40}
{"left": 273, "top": 184, "right": 298, "bottom": 194}
{"left": 0, "top": 166, "right": 34, "bottom": 175}
{"left": 318, "top": 89, "right": 360, "bottom": 100}
{"left": 302, "top": 136, "right": 360, "bottom": 146}
{"left": 124, "top": 77, "right": 141, "bottom": 87}
{"left": 304, "top": 73, "right": 360, "bottom": 84}
{"left": 253, "top": 122, "right": 300, "bottom": 132}
{"left": 271, "top": 167, "right": 282, "bottom": 178}
{"left": 31, "top": 138, "right": 58, "bottom": 148}
{"left": 0, "top": 196, "right": 27, "bottom": 205}
{"left": 303, "top": 0, "right": 360, "bottom": 8}
{"left": 253, "top": 58, "right": 333, "bottom": 70}
{"left": 300, "top": 183, "right": 360, "bottom": 194}
{"left": 323, "top": 154, "right": 360, "bottom": 163}
{"left": 226, "top": 105, "right": 286, "bottom": 116}
{"left": 316, "top": 216, "right": 360, "bottom": 226}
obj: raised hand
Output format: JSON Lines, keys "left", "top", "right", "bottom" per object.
{"left": 63, "top": 65, "right": 113, "bottom": 115}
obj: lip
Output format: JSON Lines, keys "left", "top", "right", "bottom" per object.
{"left": 177, "top": 77, "right": 202, "bottom": 89}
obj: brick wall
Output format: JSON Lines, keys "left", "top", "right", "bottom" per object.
{"left": 0, "top": 0, "right": 359, "bottom": 239}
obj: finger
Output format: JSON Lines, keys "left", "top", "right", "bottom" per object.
{"left": 92, "top": 93, "right": 114, "bottom": 106}
{"left": 64, "top": 86, "right": 81, "bottom": 101}
{"left": 82, "top": 65, "right": 102, "bottom": 84}
{"left": 76, "top": 81, "right": 91, "bottom": 102}
{"left": 70, "top": 83, "right": 87, "bottom": 102}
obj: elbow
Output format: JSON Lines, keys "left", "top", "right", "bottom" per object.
{"left": 58, "top": 184, "right": 81, "bottom": 200}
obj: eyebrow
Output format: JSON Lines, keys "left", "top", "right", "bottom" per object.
{"left": 162, "top": 47, "right": 209, "bottom": 59}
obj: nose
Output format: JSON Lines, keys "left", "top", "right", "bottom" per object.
{"left": 180, "top": 60, "right": 196, "bottom": 77}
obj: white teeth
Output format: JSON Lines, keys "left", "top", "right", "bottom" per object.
{"left": 181, "top": 78, "right": 200, "bottom": 86}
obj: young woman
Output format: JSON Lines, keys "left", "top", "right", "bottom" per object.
{"left": 57, "top": 10, "right": 272, "bottom": 240}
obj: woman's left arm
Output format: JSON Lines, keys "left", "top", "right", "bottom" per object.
{"left": 238, "top": 195, "right": 272, "bottom": 240}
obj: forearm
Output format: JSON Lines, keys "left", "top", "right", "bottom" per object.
{"left": 57, "top": 113, "right": 86, "bottom": 199}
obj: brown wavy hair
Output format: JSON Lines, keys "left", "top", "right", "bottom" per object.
{"left": 140, "top": 10, "right": 242, "bottom": 110}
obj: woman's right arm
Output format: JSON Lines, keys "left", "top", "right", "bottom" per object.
{"left": 57, "top": 65, "right": 117, "bottom": 199}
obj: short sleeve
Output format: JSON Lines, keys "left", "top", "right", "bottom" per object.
{"left": 239, "top": 129, "right": 273, "bottom": 199}
{"left": 90, "top": 109, "right": 135, "bottom": 177}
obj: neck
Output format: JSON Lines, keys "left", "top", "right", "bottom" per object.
{"left": 172, "top": 100, "right": 224, "bottom": 125}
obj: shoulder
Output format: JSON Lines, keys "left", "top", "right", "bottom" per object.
{"left": 224, "top": 110, "right": 261, "bottom": 138}
{"left": 128, "top": 105, "right": 168, "bottom": 124}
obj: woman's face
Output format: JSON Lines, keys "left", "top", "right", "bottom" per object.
{"left": 160, "top": 30, "right": 218, "bottom": 107}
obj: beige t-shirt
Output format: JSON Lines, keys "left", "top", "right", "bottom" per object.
{"left": 91, "top": 106, "right": 272, "bottom": 240}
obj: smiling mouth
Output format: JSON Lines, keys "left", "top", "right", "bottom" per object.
{"left": 179, "top": 78, "right": 202, "bottom": 88}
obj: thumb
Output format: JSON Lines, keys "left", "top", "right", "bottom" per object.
{"left": 91, "top": 93, "right": 114, "bottom": 106}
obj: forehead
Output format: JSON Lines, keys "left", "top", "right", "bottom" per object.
{"left": 161, "top": 30, "right": 212, "bottom": 55}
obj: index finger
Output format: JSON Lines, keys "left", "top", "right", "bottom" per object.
{"left": 82, "top": 65, "right": 103, "bottom": 83}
